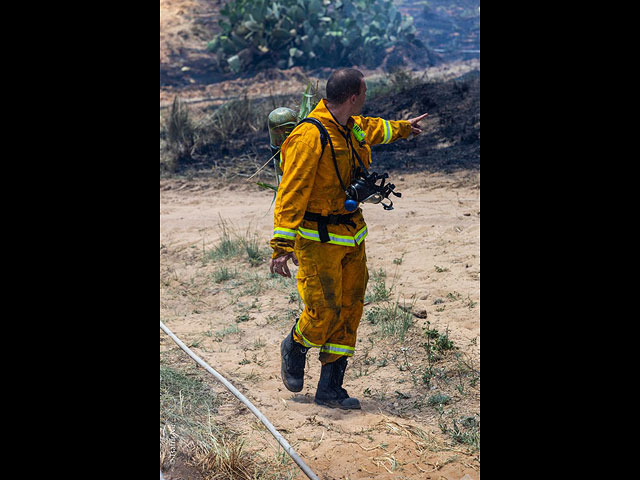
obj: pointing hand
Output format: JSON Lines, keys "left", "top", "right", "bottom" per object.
{"left": 408, "top": 113, "right": 429, "bottom": 136}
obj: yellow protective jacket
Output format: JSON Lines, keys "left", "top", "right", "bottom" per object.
{"left": 269, "top": 99, "right": 412, "bottom": 258}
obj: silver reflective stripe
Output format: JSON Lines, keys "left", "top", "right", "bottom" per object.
{"left": 320, "top": 343, "right": 355, "bottom": 356}
{"left": 382, "top": 119, "right": 392, "bottom": 144}
{"left": 298, "top": 227, "right": 357, "bottom": 246}
{"left": 355, "top": 227, "right": 368, "bottom": 245}
{"left": 295, "top": 323, "right": 322, "bottom": 348}
{"left": 298, "top": 228, "right": 321, "bottom": 241}
{"left": 274, "top": 228, "right": 297, "bottom": 239}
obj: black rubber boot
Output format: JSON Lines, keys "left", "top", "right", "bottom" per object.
{"left": 314, "top": 356, "right": 361, "bottom": 409}
{"left": 280, "top": 327, "right": 308, "bottom": 392}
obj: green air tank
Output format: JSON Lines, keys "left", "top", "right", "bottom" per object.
{"left": 268, "top": 107, "right": 298, "bottom": 150}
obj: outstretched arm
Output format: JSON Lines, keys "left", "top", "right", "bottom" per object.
{"left": 357, "top": 112, "right": 429, "bottom": 146}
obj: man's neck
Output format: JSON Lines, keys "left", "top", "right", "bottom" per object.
{"left": 325, "top": 101, "right": 352, "bottom": 127}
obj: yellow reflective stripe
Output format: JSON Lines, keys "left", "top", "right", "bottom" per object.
{"left": 355, "top": 226, "right": 368, "bottom": 245}
{"left": 382, "top": 119, "right": 392, "bottom": 144}
{"left": 297, "top": 227, "right": 356, "bottom": 246}
{"left": 273, "top": 227, "right": 296, "bottom": 238}
{"left": 295, "top": 323, "right": 323, "bottom": 348}
{"left": 274, "top": 233, "right": 296, "bottom": 240}
{"left": 274, "top": 227, "right": 297, "bottom": 240}
{"left": 297, "top": 228, "right": 322, "bottom": 241}
{"left": 320, "top": 343, "right": 355, "bottom": 356}
{"left": 298, "top": 227, "right": 353, "bottom": 240}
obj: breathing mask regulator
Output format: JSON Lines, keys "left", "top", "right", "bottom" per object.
{"left": 343, "top": 123, "right": 401, "bottom": 212}
{"left": 344, "top": 170, "right": 401, "bottom": 211}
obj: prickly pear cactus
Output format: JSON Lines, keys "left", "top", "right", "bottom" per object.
{"left": 207, "top": 0, "right": 425, "bottom": 73}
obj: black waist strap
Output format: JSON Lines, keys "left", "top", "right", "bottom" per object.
{"left": 303, "top": 211, "right": 357, "bottom": 243}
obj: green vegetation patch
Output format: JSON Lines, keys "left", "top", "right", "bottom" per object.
{"left": 366, "top": 300, "right": 414, "bottom": 341}
{"left": 207, "top": 0, "right": 428, "bottom": 73}
{"left": 160, "top": 365, "right": 221, "bottom": 431}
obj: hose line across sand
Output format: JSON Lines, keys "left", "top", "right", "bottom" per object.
{"left": 160, "top": 320, "right": 321, "bottom": 480}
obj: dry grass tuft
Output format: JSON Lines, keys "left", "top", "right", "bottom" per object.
{"left": 194, "top": 435, "right": 256, "bottom": 480}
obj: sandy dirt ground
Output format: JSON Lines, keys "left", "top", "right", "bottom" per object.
{"left": 160, "top": 169, "right": 480, "bottom": 480}
{"left": 160, "top": 1, "right": 479, "bottom": 477}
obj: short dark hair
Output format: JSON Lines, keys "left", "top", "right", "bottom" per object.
{"left": 326, "top": 68, "right": 364, "bottom": 104}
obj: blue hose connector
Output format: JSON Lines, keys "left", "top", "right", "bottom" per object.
{"left": 344, "top": 199, "right": 359, "bottom": 212}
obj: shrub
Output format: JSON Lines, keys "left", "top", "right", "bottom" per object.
{"left": 161, "top": 97, "right": 195, "bottom": 172}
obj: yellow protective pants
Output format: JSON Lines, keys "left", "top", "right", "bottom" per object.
{"left": 292, "top": 236, "right": 369, "bottom": 365}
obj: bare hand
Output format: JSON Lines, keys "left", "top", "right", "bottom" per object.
{"left": 269, "top": 252, "right": 298, "bottom": 278}
{"left": 408, "top": 113, "right": 429, "bottom": 136}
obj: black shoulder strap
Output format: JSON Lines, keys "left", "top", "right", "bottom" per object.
{"left": 297, "top": 117, "right": 347, "bottom": 192}
{"left": 298, "top": 117, "right": 328, "bottom": 156}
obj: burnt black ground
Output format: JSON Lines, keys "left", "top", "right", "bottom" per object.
{"left": 365, "top": 70, "right": 480, "bottom": 174}
{"left": 184, "top": 69, "right": 480, "bottom": 177}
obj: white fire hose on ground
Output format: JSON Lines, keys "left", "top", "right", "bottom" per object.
{"left": 160, "top": 321, "right": 321, "bottom": 480}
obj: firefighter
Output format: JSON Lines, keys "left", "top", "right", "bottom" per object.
{"left": 269, "top": 68, "right": 428, "bottom": 409}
